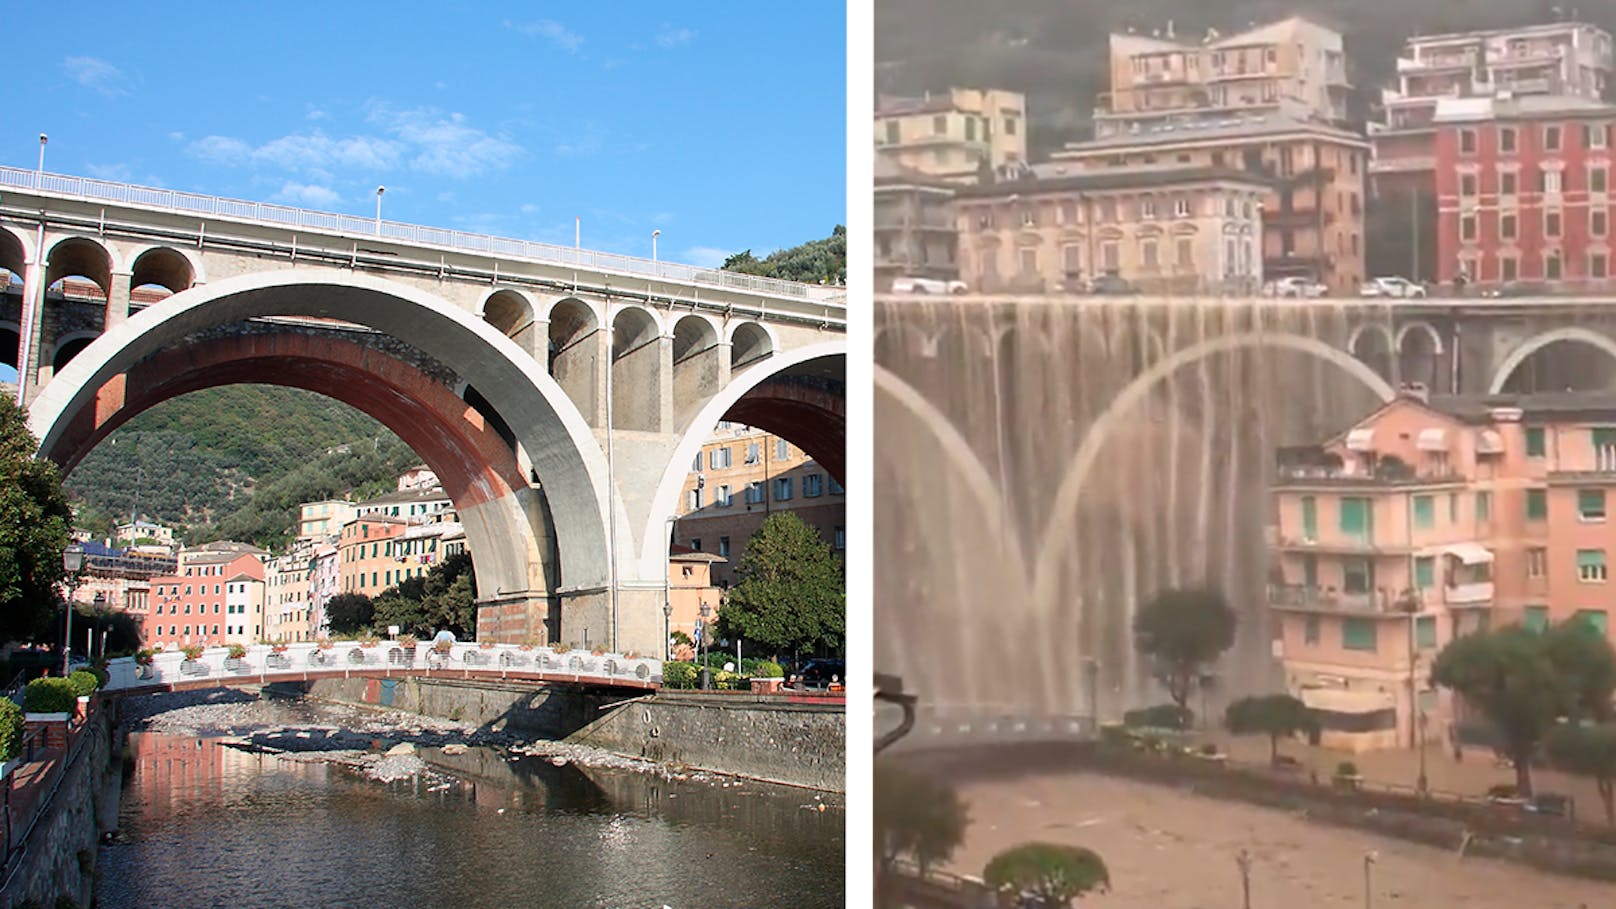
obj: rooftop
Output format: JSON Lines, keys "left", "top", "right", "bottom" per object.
{"left": 358, "top": 486, "right": 452, "bottom": 508}
{"left": 1433, "top": 93, "right": 1616, "bottom": 123}
{"left": 1061, "top": 113, "right": 1367, "bottom": 152}
{"left": 955, "top": 164, "right": 1273, "bottom": 199}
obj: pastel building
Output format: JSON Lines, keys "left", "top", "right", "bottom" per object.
{"left": 264, "top": 551, "right": 313, "bottom": 642}
{"left": 299, "top": 500, "right": 356, "bottom": 543}
{"left": 1269, "top": 389, "right": 1616, "bottom": 751}
{"left": 874, "top": 87, "right": 1028, "bottom": 183}
{"left": 147, "top": 551, "right": 265, "bottom": 649}
{"left": 338, "top": 515, "right": 409, "bottom": 598}
{"left": 665, "top": 546, "right": 727, "bottom": 653}
{"left": 308, "top": 543, "right": 339, "bottom": 639}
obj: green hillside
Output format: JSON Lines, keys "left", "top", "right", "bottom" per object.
{"left": 65, "top": 385, "right": 416, "bottom": 550}
{"left": 721, "top": 226, "right": 847, "bottom": 285}
{"left": 876, "top": 0, "right": 1616, "bottom": 156}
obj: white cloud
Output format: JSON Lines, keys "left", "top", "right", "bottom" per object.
{"left": 307, "top": 107, "right": 328, "bottom": 121}
{"left": 655, "top": 25, "right": 696, "bottom": 48}
{"left": 519, "top": 203, "right": 540, "bottom": 215}
{"left": 273, "top": 182, "right": 343, "bottom": 208}
{"left": 64, "top": 56, "right": 129, "bottom": 96}
{"left": 189, "top": 135, "right": 253, "bottom": 165}
{"left": 166, "top": 131, "right": 186, "bottom": 142}
{"left": 368, "top": 105, "right": 524, "bottom": 178}
{"left": 506, "top": 18, "right": 583, "bottom": 53}
{"left": 682, "top": 245, "right": 731, "bottom": 268}
{"left": 85, "top": 163, "right": 133, "bottom": 182}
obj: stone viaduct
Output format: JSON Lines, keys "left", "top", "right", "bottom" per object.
{"left": 0, "top": 167, "right": 845, "bottom": 656}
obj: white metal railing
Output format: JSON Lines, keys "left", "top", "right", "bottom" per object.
{"left": 104, "top": 642, "right": 662, "bottom": 691}
{"left": 0, "top": 166, "right": 842, "bottom": 305}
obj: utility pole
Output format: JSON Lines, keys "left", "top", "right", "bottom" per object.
{"left": 1236, "top": 849, "right": 1253, "bottom": 909}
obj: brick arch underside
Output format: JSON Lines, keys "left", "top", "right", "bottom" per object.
{"left": 45, "top": 332, "right": 544, "bottom": 599}
{"left": 723, "top": 376, "right": 844, "bottom": 484}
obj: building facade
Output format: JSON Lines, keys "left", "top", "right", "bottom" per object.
{"left": 1434, "top": 95, "right": 1616, "bottom": 290}
{"left": 673, "top": 423, "right": 845, "bottom": 587}
{"left": 874, "top": 158, "right": 958, "bottom": 291}
{"left": 146, "top": 551, "right": 265, "bottom": 649}
{"left": 264, "top": 551, "right": 313, "bottom": 643}
{"left": 337, "top": 515, "right": 409, "bottom": 598}
{"left": 952, "top": 164, "right": 1269, "bottom": 294}
{"left": 353, "top": 486, "right": 455, "bottom": 523}
{"left": 298, "top": 500, "right": 356, "bottom": 543}
{"left": 666, "top": 547, "right": 726, "bottom": 655}
{"left": 308, "top": 543, "right": 339, "bottom": 640}
{"left": 874, "top": 88, "right": 1027, "bottom": 182}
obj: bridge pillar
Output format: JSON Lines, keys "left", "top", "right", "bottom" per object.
{"left": 523, "top": 317, "right": 548, "bottom": 365}
{"left": 105, "top": 270, "right": 132, "bottom": 330}
{"left": 16, "top": 260, "right": 44, "bottom": 406}
{"left": 555, "top": 585, "right": 667, "bottom": 656}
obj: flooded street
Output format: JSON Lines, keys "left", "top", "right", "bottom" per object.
{"left": 948, "top": 772, "right": 1616, "bottom": 908}
{"left": 96, "top": 693, "right": 843, "bottom": 909}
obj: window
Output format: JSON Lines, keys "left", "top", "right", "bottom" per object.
{"left": 1526, "top": 488, "right": 1548, "bottom": 521}
{"left": 1526, "top": 427, "right": 1546, "bottom": 457}
{"left": 1019, "top": 248, "right": 1037, "bottom": 274}
{"left": 774, "top": 477, "right": 793, "bottom": 501}
{"left": 804, "top": 474, "right": 823, "bottom": 497}
{"left": 687, "top": 488, "right": 703, "bottom": 510}
{"left": 1304, "top": 614, "right": 1320, "bottom": 645}
{"left": 1476, "top": 490, "right": 1491, "bottom": 522}
{"left": 745, "top": 481, "right": 764, "bottom": 505}
{"left": 1595, "top": 428, "right": 1616, "bottom": 470}
{"left": 1416, "top": 616, "right": 1438, "bottom": 649}
{"left": 1544, "top": 170, "right": 1562, "bottom": 195}
{"left": 1501, "top": 213, "right": 1517, "bottom": 240}
{"left": 690, "top": 538, "right": 701, "bottom": 552}
{"left": 1058, "top": 200, "right": 1078, "bottom": 225}
{"left": 1342, "top": 618, "right": 1377, "bottom": 652}
{"left": 1460, "top": 214, "right": 1476, "bottom": 242}
{"left": 776, "top": 439, "right": 789, "bottom": 461}
{"left": 1460, "top": 173, "right": 1477, "bottom": 196}
{"left": 1342, "top": 558, "right": 1373, "bottom": 595}
{"left": 1339, "top": 497, "right": 1371, "bottom": 539}
{"left": 1500, "top": 127, "right": 1516, "bottom": 153}
{"left": 1501, "top": 171, "right": 1517, "bottom": 196}
{"left": 1578, "top": 609, "right": 1610, "bottom": 636}
{"left": 1101, "top": 242, "right": 1119, "bottom": 272}
{"left": 1003, "top": 116, "right": 1017, "bottom": 136}
{"left": 1596, "top": 210, "right": 1610, "bottom": 237}
{"left": 1546, "top": 211, "right": 1562, "bottom": 237}
{"left": 964, "top": 117, "right": 976, "bottom": 141}
{"left": 1300, "top": 496, "right": 1317, "bottom": 541}
{"left": 1580, "top": 489, "right": 1607, "bottom": 521}
{"left": 883, "top": 121, "right": 899, "bottom": 144}
{"left": 1547, "top": 251, "right": 1563, "bottom": 280}
{"left": 1588, "top": 123, "right": 1610, "bottom": 149}
{"left": 718, "top": 536, "right": 731, "bottom": 559}
{"left": 1545, "top": 125, "right": 1562, "bottom": 151}
{"left": 745, "top": 443, "right": 760, "bottom": 465}
{"left": 1142, "top": 239, "right": 1159, "bottom": 268}
{"left": 1579, "top": 549, "right": 1608, "bottom": 582}
{"left": 1414, "top": 555, "right": 1435, "bottom": 589}
{"left": 716, "top": 484, "right": 732, "bottom": 507}
{"left": 1140, "top": 197, "right": 1157, "bottom": 219}
{"left": 932, "top": 114, "right": 946, "bottom": 135}
{"left": 1594, "top": 168, "right": 1609, "bottom": 194}
{"left": 1174, "top": 197, "right": 1191, "bottom": 218}
{"left": 710, "top": 447, "right": 732, "bottom": 470}
{"left": 1460, "top": 129, "right": 1477, "bottom": 154}
{"left": 1176, "top": 237, "right": 1193, "bottom": 268}
{"left": 1596, "top": 253, "right": 1610, "bottom": 279}
{"left": 1413, "top": 495, "right": 1435, "bottom": 529}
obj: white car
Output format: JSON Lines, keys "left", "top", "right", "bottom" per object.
{"left": 890, "top": 276, "right": 967, "bottom": 294}
{"left": 1265, "top": 277, "right": 1328, "bottom": 298}
{"left": 1359, "top": 276, "right": 1427, "bottom": 298}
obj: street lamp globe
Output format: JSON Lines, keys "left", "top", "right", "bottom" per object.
{"left": 62, "top": 543, "right": 84, "bottom": 574}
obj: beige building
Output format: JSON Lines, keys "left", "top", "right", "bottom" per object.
{"left": 1053, "top": 118, "right": 1370, "bottom": 291}
{"left": 874, "top": 158, "right": 958, "bottom": 291}
{"left": 298, "top": 500, "right": 356, "bottom": 543}
{"left": 354, "top": 486, "right": 455, "bottom": 523}
{"left": 874, "top": 87, "right": 1027, "bottom": 182}
{"left": 1095, "top": 16, "right": 1352, "bottom": 138}
{"left": 114, "top": 520, "right": 175, "bottom": 548}
{"left": 665, "top": 546, "right": 726, "bottom": 655}
{"left": 674, "top": 422, "right": 844, "bottom": 587}
{"left": 952, "top": 163, "right": 1269, "bottom": 294}
{"left": 264, "top": 551, "right": 314, "bottom": 643}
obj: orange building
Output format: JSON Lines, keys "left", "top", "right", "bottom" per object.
{"left": 665, "top": 545, "right": 726, "bottom": 655}
{"left": 1270, "top": 389, "right": 1616, "bottom": 751}
{"left": 337, "top": 515, "right": 409, "bottom": 598}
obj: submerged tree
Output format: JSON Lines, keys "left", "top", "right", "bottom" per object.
{"left": 983, "top": 842, "right": 1109, "bottom": 908}
{"left": 1546, "top": 722, "right": 1616, "bottom": 826}
{"left": 1132, "top": 587, "right": 1236, "bottom": 713}
{"left": 1225, "top": 694, "right": 1318, "bottom": 764}
{"left": 716, "top": 513, "right": 844, "bottom": 657}
{"left": 874, "top": 763, "right": 969, "bottom": 878}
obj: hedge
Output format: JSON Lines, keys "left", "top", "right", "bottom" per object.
{"left": 0, "top": 699, "right": 23, "bottom": 761}
{"left": 67, "top": 671, "right": 100, "bottom": 698}
{"left": 1122, "top": 703, "right": 1195, "bottom": 731}
{"left": 25, "top": 678, "right": 78, "bottom": 714}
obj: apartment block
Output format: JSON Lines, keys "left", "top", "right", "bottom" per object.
{"left": 951, "top": 162, "right": 1268, "bottom": 294}
{"left": 147, "top": 551, "right": 265, "bottom": 649}
{"left": 264, "top": 551, "right": 314, "bottom": 643}
{"left": 337, "top": 515, "right": 409, "bottom": 598}
{"left": 874, "top": 88, "right": 1027, "bottom": 183}
{"left": 874, "top": 158, "right": 958, "bottom": 291}
{"left": 299, "top": 499, "right": 356, "bottom": 543}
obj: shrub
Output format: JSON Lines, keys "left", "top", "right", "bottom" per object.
{"left": 1336, "top": 761, "right": 1360, "bottom": 777}
{"left": 1098, "top": 724, "right": 1133, "bottom": 748}
{"left": 180, "top": 644, "right": 205, "bottom": 661}
{"left": 225, "top": 644, "right": 247, "bottom": 660}
{"left": 1200, "top": 743, "right": 1220, "bottom": 756}
{"left": 66, "top": 670, "right": 100, "bottom": 698}
{"left": 1123, "top": 703, "right": 1194, "bottom": 730}
{"left": 752, "top": 660, "right": 784, "bottom": 679}
{"left": 662, "top": 661, "right": 698, "bottom": 688}
{"left": 0, "top": 698, "right": 24, "bottom": 761}
{"left": 397, "top": 635, "right": 418, "bottom": 649}
{"left": 134, "top": 648, "right": 159, "bottom": 665}
{"left": 85, "top": 665, "right": 109, "bottom": 688}
{"left": 713, "top": 669, "right": 744, "bottom": 690}
{"left": 25, "top": 678, "right": 78, "bottom": 714}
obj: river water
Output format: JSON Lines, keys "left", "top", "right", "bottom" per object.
{"left": 95, "top": 707, "right": 844, "bottom": 909}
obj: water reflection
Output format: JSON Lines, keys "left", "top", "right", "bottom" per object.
{"left": 99, "top": 731, "right": 843, "bottom": 909}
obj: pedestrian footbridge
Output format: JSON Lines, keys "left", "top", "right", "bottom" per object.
{"left": 102, "top": 642, "right": 662, "bottom": 695}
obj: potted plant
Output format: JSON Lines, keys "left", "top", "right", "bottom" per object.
{"left": 358, "top": 634, "right": 379, "bottom": 648}
{"left": 550, "top": 642, "right": 570, "bottom": 655}
{"left": 433, "top": 639, "right": 454, "bottom": 654}
{"left": 478, "top": 640, "right": 496, "bottom": 650}
{"left": 134, "top": 648, "right": 159, "bottom": 665}
{"left": 180, "top": 644, "right": 205, "bottom": 662}
{"left": 397, "top": 635, "right": 418, "bottom": 650}
{"left": 1333, "top": 760, "right": 1363, "bottom": 791}
{"left": 271, "top": 643, "right": 289, "bottom": 654}
{"left": 224, "top": 644, "right": 248, "bottom": 670}
{"left": 590, "top": 644, "right": 607, "bottom": 657}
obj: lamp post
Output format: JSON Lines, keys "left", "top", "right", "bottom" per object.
{"left": 37, "top": 133, "right": 47, "bottom": 187}
{"left": 375, "top": 185, "right": 386, "bottom": 233}
{"left": 698, "top": 601, "right": 712, "bottom": 690}
{"left": 90, "top": 592, "right": 106, "bottom": 660}
{"left": 1236, "top": 849, "right": 1253, "bottom": 909}
{"left": 1363, "top": 851, "right": 1377, "bottom": 909}
{"left": 1083, "top": 656, "right": 1100, "bottom": 729}
{"left": 663, "top": 602, "right": 673, "bottom": 661}
{"left": 651, "top": 229, "right": 660, "bottom": 265}
{"left": 62, "top": 543, "right": 84, "bottom": 675}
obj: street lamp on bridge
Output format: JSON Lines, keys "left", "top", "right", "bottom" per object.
{"left": 375, "top": 185, "right": 386, "bottom": 233}
{"left": 37, "top": 133, "right": 47, "bottom": 187}
{"left": 651, "top": 229, "right": 660, "bottom": 265}
{"left": 61, "top": 543, "right": 84, "bottom": 676}
{"left": 698, "top": 601, "right": 712, "bottom": 690}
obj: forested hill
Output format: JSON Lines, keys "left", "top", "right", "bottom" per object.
{"left": 875, "top": 0, "right": 1616, "bottom": 157}
{"left": 720, "top": 226, "right": 847, "bottom": 285}
{"left": 65, "top": 386, "right": 416, "bottom": 550}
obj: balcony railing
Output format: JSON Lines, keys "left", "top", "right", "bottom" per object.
{"left": 1443, "top": 580, "right": 1494, "bottom": 606}
{"left": 1269, "top": 583, "right": 1423, "bottom": 614}
{"left": 0, "top": 166, "right": 835, "bottom": 304}
{"left": 1274, "top": 463, "right": 1466, "bottom": 486}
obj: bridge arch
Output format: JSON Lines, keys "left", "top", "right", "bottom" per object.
{"left": 45, "top": 235, "right": 117, "bottom": 297}
{"left": 50, "top": 330, "right": 100, "bottom": 372}
{"left": 547, "top": 297, "right": 601, "bottom": 419}
{"left": 727, "top": 320, "right": 776, "bottom": 368}
{"left": 0, "top": 226, "right": 33, "bottom": 274}
{"left": 1030, "top": 331, "right": 1398, "bottom": 610}
{"left": 28, "top": 269, "right": 618, "bottom": 605}
{"left": 1395, "top": 321, "right": 1444, "bottom": 355}
{"left": 128, "top": 245, "right": 201, "bottom": 293}
{"left": 1489, "top": 326, "right": 1616, "bottom": 394}
{"left": 670, "top": 313, "right": 722, "bottom": 424}
{"left": 611, "top": 306, "right": 665, "bottom": 432}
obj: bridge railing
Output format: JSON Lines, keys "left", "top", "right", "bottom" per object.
{"left": 103, "top": 642, "right": 662, "bottom": 691}
{"left": 0, "top": 166, "right": 840, "bottom": 305}
{"left": 884, "top": 708, "right": 1094, "bottom": 751}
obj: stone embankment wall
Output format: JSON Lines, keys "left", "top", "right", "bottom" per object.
{"left": 0, "top": 703, "right": 123, "bottom": 909}
{"left": 294, "top": 678, "right": 845, "bottom": 791}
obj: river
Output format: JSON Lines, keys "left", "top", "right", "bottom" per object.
{"left": 94, "top": 696, "right": 844, "bottom": 909}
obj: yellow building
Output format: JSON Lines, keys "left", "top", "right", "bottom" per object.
{"left": 951, "top": 163, "right": 1269, "bottom": 295}
{"left": 1096, "top": 16, "right": 1352, "bottom": 137}
{"left": 874, "top": 87, "right": 1027, "bottom": 183}
{"left": 298, "top": 499, "right": 355, "bottom": 543}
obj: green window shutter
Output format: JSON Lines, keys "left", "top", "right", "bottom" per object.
{"left": 1414, "top": 556, "right": 1435, "bottom": 589}
{"left": 1476, "top": 491, "right": 1491, "bottom": 520}
{"left": 1526, "top": 427, "right": 1546, "bottom": 457}
{"left": 1304, "top": 614, "right": 1320, "bottom": 644}
{"left": 1526, "top": 489, "right": 1548, "bottom": 521}
{"left": 1579, "top": 549, "right": 1608, "bottom": 581}
{"left": 1413, "top": 495, "right": 1435, "bottom": 529}
{"left": 1524, "top": 605, "right": 1550, "bottom": 633}
{"left": 1449, "top": 494, "right": 1459, "bottom": 523}
{"left": 1301, "top": 496, "right": 1317, "bottom": 540}
{"left": 1342, "top": 618, "right": 1378, "bottom": 652}
{"left": 1580, "top": 489, "right": 1608, "bottom": 520}
{"left": 1578, "top": 610, "right": 1610, "bottom": 636}
{"left": 1416, "top": 615, "right": 1437, "bottom": 649}
{"left": 1339, "top": 497, "right": 1368, "bottom": 536}
{"left": 1593, "top": 428, "right": 1616, "bottom": 449}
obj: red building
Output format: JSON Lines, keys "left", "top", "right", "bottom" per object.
{"left": 146, "top": 552, "right": 265, "bottom": 649}
{"left": 1435, "top": 95, "right": 1616, "bottom": 291}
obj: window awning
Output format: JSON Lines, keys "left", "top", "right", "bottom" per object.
{"left": 1445, "top": 542, "right": 1495, "bottom": 565}
{"left": 1299, "top": 688, "right": 1396, "bottom": 715}
{"left": 1345, "top": 428, "right": 1375, "bottom": 452}
{"left": 1417, "top": 428, "right": 1449, "bottom": 451}
{"left": 1476, "top": 429, "right": 1504, "bottom": 454}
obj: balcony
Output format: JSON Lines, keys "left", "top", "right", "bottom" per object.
{"left": 1269, "top": 583, "right": 1423, "bottom": 614}
{"left": 1272, "top": 534, "right": 1410, "bottom": 556}
{"left": 1443, "top": 580, "right": 1494, "bottom": 607}
{"left": 1397, "top": 54, "right": 1477, "bottom": 74}
{"left": 1369, "top": 156, "right": 1437, "bottom": 174}
{"left": 1546, "top": 467, "right": 1616, "bottom": 485}
{"left": 1274, "top": 462, "right": 1466, "bottom": 488}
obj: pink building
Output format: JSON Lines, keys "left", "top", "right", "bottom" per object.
{"left": 146, "top": 551, "right": 265, "bottom": 650}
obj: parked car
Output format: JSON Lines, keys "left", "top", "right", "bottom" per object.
{"left": 1086, "top": 273, "right": 1138, "bottom": 295}
{"left": 1264, "top": 276, "right": 1327, "bottom": 298}
{"left": 1482, "top": 281, "right": 1553, "bottom": 298}
{"left": 789, "top": 658, "right": 845, "bottom": 690}
{"left": 890, "top": 276, "right": 967, "bottom": 294}
{"left": 1359, "top": 276, "right": 1427, "bottom": 298}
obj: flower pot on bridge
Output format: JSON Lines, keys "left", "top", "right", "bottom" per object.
{"left": 750, "top": 678, "right": 783, "bottom": 694}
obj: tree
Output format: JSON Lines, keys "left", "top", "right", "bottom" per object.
{"left": 719, "top": 227, "right": 847, "bottom": 285}
{"left": 371, "top": 553, "right": 477, "bottom": 638}
{"left": 0, "top": 397, "right": 73, "bottom": 643}
{"left": 1132, "top": 587, "right": 1236, "bottom": 713}
{"left": 1225, "top": 694, "right": 1318, "bottom": 764}
{"left": 325, "top": 593, "right": 375, "bottom": 635}
{"left": 1545, "top": 722, "right": 1616, "bottom": 827}
{"left": 874, "top": 763, "right": 969, "bottom": 878}
{"left": 1544, "top": 620, "right": 1616, "bottom": 722}
{"left": 715, "top": 513, "right": 844, "bottom": 657}
{"left": 1432, "top": 624, "right": 1572, "bottom": 796}
{"left": 982, "top": 842, "right": 1109, "bottom": 909}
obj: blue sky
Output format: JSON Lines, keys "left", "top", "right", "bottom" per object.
{"left": 5, "top": 3, "right": 846, "bottom": 268}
